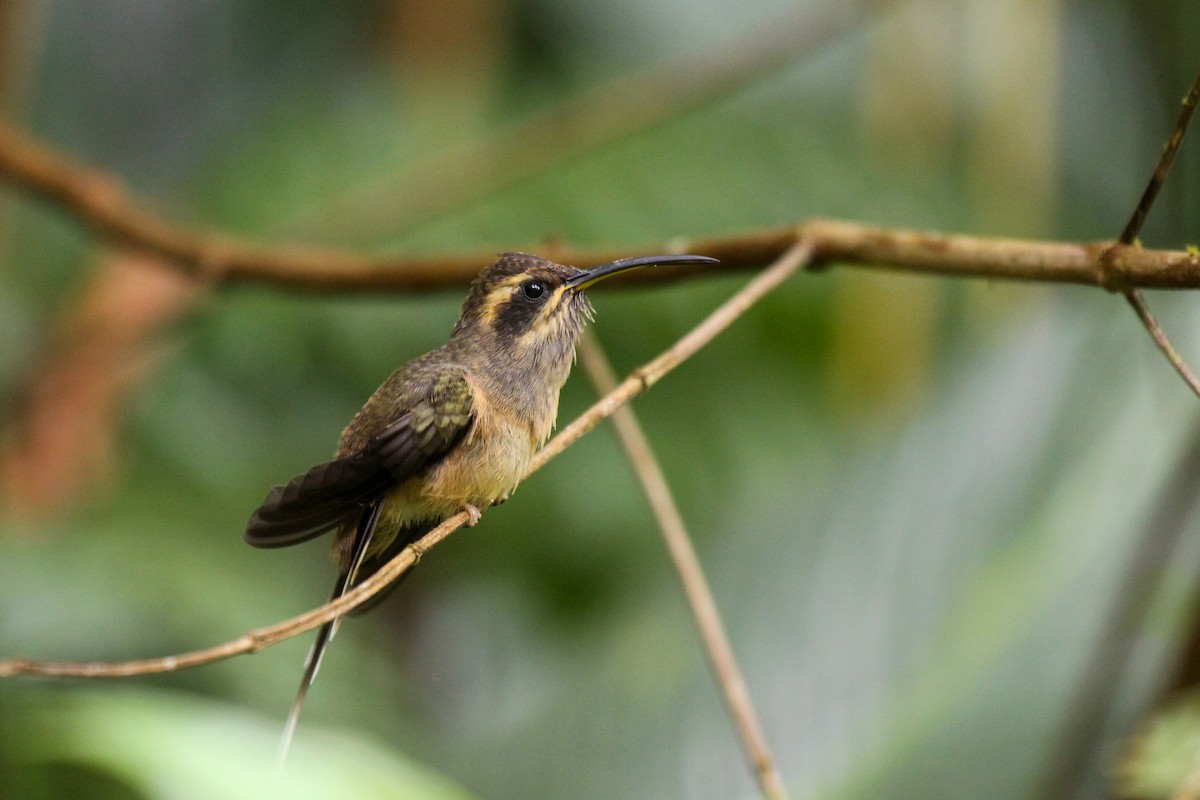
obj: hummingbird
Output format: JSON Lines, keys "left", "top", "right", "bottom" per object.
{"left": 244, "top": 250, "right": 717, "bottom": 757}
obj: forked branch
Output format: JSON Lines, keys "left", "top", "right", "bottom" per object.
{"left": 1113, "top": 68, "right": 1200, "bottom": 399}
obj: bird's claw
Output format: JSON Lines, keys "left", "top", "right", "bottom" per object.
{"left": 462, "top": 503, "right": 482, "bottom": 527}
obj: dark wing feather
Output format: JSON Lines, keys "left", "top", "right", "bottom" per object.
{"left": 244, "top": 449, "right": 397, "bottom": 547}
{"left": 377, "top": 369, "right": 475, "bottom": 475}
{"left": 243, "top": 370, "right": 474, "bottom": 549}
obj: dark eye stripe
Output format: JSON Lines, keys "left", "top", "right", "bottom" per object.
{"left": 491, "top": 279, "right": 554, "bottom": 338}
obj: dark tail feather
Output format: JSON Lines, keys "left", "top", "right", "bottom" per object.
{"left": 346, "top": 520, "right": 433, "bottom": 617}
{"left": 277, "top": 614, "right": 333, "bottom": 767}
{"left": 276, "top": 501, "right": 383, "bottom": 767}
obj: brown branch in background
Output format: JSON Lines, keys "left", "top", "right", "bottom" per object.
{"left": 0, "top": 240, "right": 813, "bottom": 679}
{"left": 0, "top": 2, "right": 47, "bottom": 120}
{"left": 578, "top": 331, "right": 789, "bottom": 800}
{"left": 0, "top": 0, "right": 48, "bottom": 250}
{"left": 0, "top": 119, "right": 482, "bottom": 291}
{"left": 1113, "top": 68, "right": 1200, "bottom": 399}
{"left": 0, "top": 251, "right": 200, "bottom": 518}
{"left": 3, "top": 121, "right": 1200, "bottom": 292}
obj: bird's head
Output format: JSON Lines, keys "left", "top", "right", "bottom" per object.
{"left": 450, "top": 252, "right": 717, "bottom": 360}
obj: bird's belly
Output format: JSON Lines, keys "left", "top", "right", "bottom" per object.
{"left": 380, "top": 419, "right": 535, "bottom": 529}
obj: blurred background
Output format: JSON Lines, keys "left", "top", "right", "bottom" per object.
{"left": 1, "top": 1, "right": 1199, "bottom": 798}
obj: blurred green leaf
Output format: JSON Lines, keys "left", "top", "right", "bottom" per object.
{"left": 7, "top": 687, "right": 475, "bottom": 800}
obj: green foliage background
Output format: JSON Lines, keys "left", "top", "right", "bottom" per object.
{"left": 2, "top": 1, "right": 1199, "bottom": 798}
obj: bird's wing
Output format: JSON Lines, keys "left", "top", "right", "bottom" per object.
{"left": 243, "top": 371, "right": 474, "bottom": 548}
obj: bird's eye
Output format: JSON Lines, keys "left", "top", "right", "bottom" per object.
{"left": 521, "top": 280, "right": 546, "bottom": 300}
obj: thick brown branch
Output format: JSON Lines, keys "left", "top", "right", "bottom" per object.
{"left": 0, "top": 119, "right": 485, "bottom": 291}
{"left": 0, "top": 241, "right": 813, "bottom": 679}
{"left": 2, "top": 121, "right": 1199, "bottom": 292}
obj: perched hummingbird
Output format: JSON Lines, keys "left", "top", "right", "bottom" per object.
{"left": 244, "top": 251, "right": 717, "bottom": 756}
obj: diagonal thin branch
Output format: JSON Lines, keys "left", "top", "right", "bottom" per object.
{"left": 1122, "top": 290, "right": 1200, "bottom": 398}
{"left": 578, "top": 331, "right": 789, "bottom": 800}
{"left": 527, "top": 240, "right": 813, "bottom": 472}
{"left": 1113, "top": 67, "right": 1200, "bottom": 399}
{"left": 1118, "top": 70, "right": 1200, "bottom": 246}
{"left": 0, "top": 240, "right": 814, "bottom": 680}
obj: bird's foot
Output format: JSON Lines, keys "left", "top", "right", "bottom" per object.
{"left": 462, "top": 503, "right": 482, "bottom": 527}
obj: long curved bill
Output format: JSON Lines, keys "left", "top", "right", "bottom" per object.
{"left": 565, "top": 254, "right": 719, "bottom": 290}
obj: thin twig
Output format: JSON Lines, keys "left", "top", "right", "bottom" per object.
{"left": 2, "top": 122, "right": 1200, "bottom": 291}
{"left": 1123, "top": 290, "right": 1200, "bottom": 398}
{"left": 578, "top": 331, "right": 790, "bottom": 800}
{"left": 1114, "top": 68, "right": 1200, "bottom": 399}
{"left": 1118, "top": 71, "right": 1200, "bottom": 245}
{"left": 0, "top": 240, "right": 814, "bottom": 679}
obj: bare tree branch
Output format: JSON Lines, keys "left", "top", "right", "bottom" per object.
{"left": 2, "top": 121, "right": 1200, "bottom": 292}
{"left": 0, "top": 240, "right": 814, "bottom": 679}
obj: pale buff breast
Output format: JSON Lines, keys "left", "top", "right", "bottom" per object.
{"left": 377, "top": 402, "right": 543, "bottom": 533}
{"left": 421, "top": 413, "right": 536, "bottom": 507}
